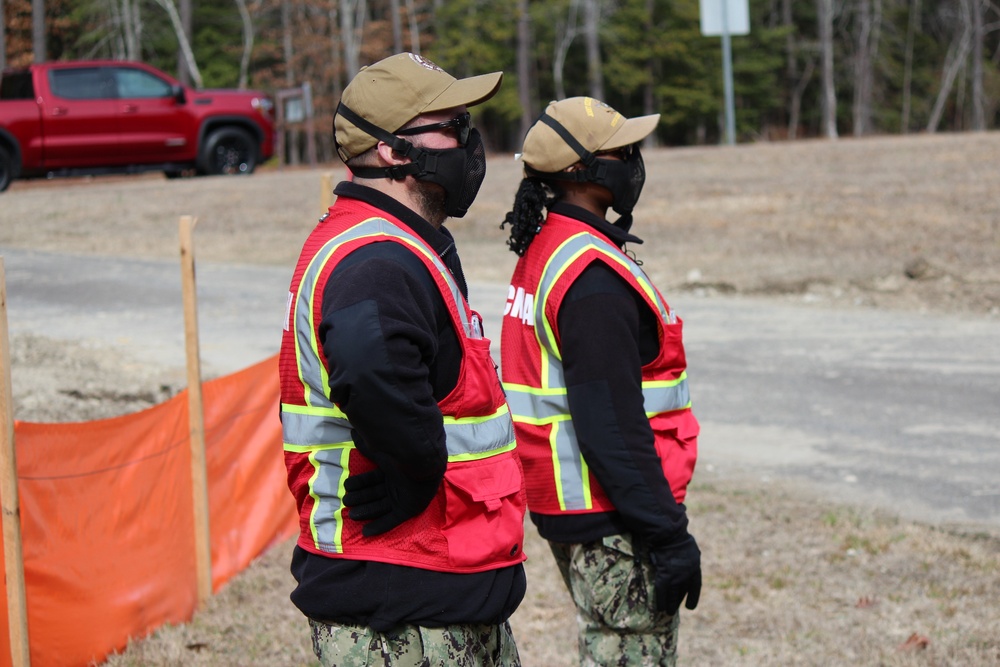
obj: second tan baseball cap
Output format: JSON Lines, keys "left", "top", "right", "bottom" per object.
{"left": 335, "top": 52, "right": 503, "bottom": 161}
{"left": 521, "top": 97, "right": 660, "bottom": 173}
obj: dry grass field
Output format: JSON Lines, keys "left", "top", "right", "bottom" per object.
{"left": 2, "top": 131, "right": 999, "bottom": 666}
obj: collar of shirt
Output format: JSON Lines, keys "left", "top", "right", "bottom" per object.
{"left": 332, "top": 180, "right": 468, "bottom": 298}
{"left": 333, "top": 180, "right": 458, "bottom": 261}
{"left": 548, "top": 201, "right": 644, "bottom": 248}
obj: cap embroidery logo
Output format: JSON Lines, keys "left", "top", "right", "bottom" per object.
{"left": 409, "top": 53, "right": 444, "bottom": 72}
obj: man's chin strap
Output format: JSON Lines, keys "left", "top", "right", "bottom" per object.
{"left": 337, "top": 103, "right": 432, "bottom": 181}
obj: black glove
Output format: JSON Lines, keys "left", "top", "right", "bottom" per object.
{"left": 342, "top": 468, "right": 440, "bottom": 536}
{"left": 650, "top": 533, "right": 702, "bottom": 614}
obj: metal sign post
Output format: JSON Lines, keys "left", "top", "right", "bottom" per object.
{"left": 699, "top": 0, "right": 750, "bottom": 145}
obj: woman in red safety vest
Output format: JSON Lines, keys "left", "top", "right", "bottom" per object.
{"left": 500, "top": 97, "right": 702, "bottom": 667}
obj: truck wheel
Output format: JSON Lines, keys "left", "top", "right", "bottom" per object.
{"left": 0, "top": 146, "right": 12, "bottom": 193}
{"left": 198, "top": 127, "right": 257, "bottom": 176}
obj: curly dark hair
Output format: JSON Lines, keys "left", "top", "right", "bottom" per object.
{"left": 500, "top": 178, "right": 559, "bottom": 256}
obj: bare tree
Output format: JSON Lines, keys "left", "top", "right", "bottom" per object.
{"left": 517, "top": 0, "right": 534, "bottom": 141}
{"left": 151, "top": 0, "right": 203, "bottom": 87}
{"left": 552, "top": 0, "right": 582, "bottom": 100}
{"left": 852, "top": 0, "right": 882, "bottom": 136}
{"left": 33, "top": 0, "right": 45, "bottom": 61}
{"left": 178, "top": 0, "right": 191, "bottom": 82}
{"left": 405, "top": 0, "right": 420, "bottom": 53}
{"left": 583, "top": 0, "right": 604, "bottom": 99}
{"left": 818, "top": 0, "right": 839, "bottom": 138}
{"left": 340, "top": 0, "right": 367, "bottom": 78}
{"left": 927, "top": 1, "right": 973, "bottom": 132}
{"left": 390, "top": 0, "right": 403, "bottom": 53}
{"left": 900, "top": 0, "right": 921, "bottom": 132}
{"left": 971, "top": 0, "right": 985, "bottom": 129}
{"left": 234, "top": 0, "right": 254, "bottom": 89}
{"left": 2, "top": 0, "right": 8, "bottom": 71}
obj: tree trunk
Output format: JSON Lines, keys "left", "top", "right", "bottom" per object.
{"left": 818, "top": 0, "right": 838, "bottom": 138}
{"left": 927, "top": 1, "right": 973, "bottom": 132}
{"left": 178, "top": 0, "right": 191, "bottom": 83}
{"left": 783, "top": 0, "right": 799, "bottom": 137}
{"left": 390, "top": 0, "right": 403, "bottom": 53}
{"left": 516, "top": 0, "right": 534, "bottom": 141}
{"left": 405, "top": 0, "right": 420, "bottom": 54}
{"left": 643, "top": 0, "right": 655, "bottom": 147}
{"left": 151, "top": 0, "right": 202, "bottom": 87}
{"left": 234, "top": 0, "right": 254, "bottom": 89}
{"left": 971, "top": 0, "right": 984, "bottom": 130}
{"left": 32, "top": 0, "right": 45, "bottom": 62}
{"left": 552, "top": 0, "right": 581, "bottom": 100}
{"left": 583, "top": 0, "right": 604, "bottom": 100}
{"left": 282, "top": 0, "right": 294, "bottom": 86}
{"left": 852, "top": 0, "right": 882, "bottom": 136}
{"left": 340, "top": 0, "right": 366, "bottom": 79}
{"left": 900, "top": 0, "right": 920, "bottom": 132}
{"left": 0, "top": 0, "right": 6, "bottom": 71}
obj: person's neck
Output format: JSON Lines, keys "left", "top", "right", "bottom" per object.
{"left": 353, "top": 176, "right": 444, "bottom": 229}
{"left": 560, "top": 189, "right": 609, "bottom": 221}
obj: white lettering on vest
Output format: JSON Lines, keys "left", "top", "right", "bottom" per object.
{"left": 504, "top": 284, "right": 535, "bottom": 327}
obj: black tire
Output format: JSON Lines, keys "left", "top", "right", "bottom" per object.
{"left": 0, "top": 145, "right": 13, "bottom": 193}
{"left": 198, "top": 127, "right": 257, "bottom": 176}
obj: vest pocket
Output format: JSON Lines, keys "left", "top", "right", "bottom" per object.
{"left": 442, "top": 453, "right": 526, "bottom": 569}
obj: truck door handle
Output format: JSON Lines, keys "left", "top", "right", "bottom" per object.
{"left": 122, "top": 104, "right": 139, "bottom": 113}
{"left": 51, "top": 107, "right": 68, "bottom": 116}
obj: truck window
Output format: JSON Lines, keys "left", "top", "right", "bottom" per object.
{"left": 49, "top": 68, "right": 117, "bottom": 100}
{"left": 115, "top": 68, "right": 174, "bottom": 99}
{"left": 0, "top": 71, "right": 35, "bottom": 100}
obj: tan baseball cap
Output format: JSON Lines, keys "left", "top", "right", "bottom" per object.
{"left": 521, "top": 97, "right": 660, "bottom": 173}
{"left": 335, "top": 52, "right": 503, "bottom": 161}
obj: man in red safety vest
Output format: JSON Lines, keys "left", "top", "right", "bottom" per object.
{"left": 500, "top": 97, "right": 702, "bottom": 666}
{"left": 279, "top": 53, "right": 526, "bottom": 666}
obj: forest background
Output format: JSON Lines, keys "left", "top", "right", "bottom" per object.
{"left": 2, "top": 0, "right": 999, "bottom": 162}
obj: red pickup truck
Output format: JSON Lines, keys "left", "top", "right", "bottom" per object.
{"left": 0, "top": 60, "right": 276, "bottom": 192}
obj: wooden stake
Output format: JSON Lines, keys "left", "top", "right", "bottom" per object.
{"left": 0, "top": 258, "right": 31, "bottom": 666}
{"left": 179, "top": 218, "right": 212, "bottom": 606}
{"left": 321, "top": 172, "right": 334, "bottom": 213}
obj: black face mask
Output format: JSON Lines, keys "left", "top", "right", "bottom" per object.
{"left": 524, "top": 113, "right": 647, "bottom": 219}
{"left": 336, "top": 103, "right": 487, "bottom": 218}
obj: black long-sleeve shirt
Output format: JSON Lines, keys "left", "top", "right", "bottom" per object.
{"left": 530, "top": 202, "right": 689, "bottom": 549}
{"left": 289, "top": 182, "right": 525, "bottom": 630}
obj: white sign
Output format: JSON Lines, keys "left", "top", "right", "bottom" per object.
{"left": 699, "top": 0, "right": 750, "bottom": 36}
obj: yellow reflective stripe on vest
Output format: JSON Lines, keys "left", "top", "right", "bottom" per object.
{"left": 505, "top": 375, "right": 690, "bottom": 424}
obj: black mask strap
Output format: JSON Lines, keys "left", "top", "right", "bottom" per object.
{"left": 537, "top": 113, "right": 609, "bottom": 181}
{"left": 336, "top": 102, "right": 425, "bottom": 180}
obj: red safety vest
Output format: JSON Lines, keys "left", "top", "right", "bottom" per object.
{"left": 500, "top": 212, "right": 699, "bottom": 515}
{"left": 279, "top": 198, "right": 526, "bottom": 573}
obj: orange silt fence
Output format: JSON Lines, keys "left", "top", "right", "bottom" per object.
{"left": 1, "top": 354, "right": 295, "bottom": 667}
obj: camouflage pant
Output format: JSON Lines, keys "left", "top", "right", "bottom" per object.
{"left": 308, "top": 617, "right": 521, "bottom": 667}
{"left": 549, "top": 534, "right": 680, "bottom": 667}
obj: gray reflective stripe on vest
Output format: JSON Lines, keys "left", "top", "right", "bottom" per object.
{"left": 291, "top": 216, "right": 471, "bottom": 413}
{"left": 283, "top": 408, "right": 514, "bottom": 459}
{"left": 282, "top": 409, "right": 353, "bottom": 446}
{"left": 505, "top": 375, "right": 690, "bottom": 425}
{"left": 309, "top": 445, "right": 350, "bottom": 552}
{"left": 552, "top": 419, "right": 589, "bottom": 510}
